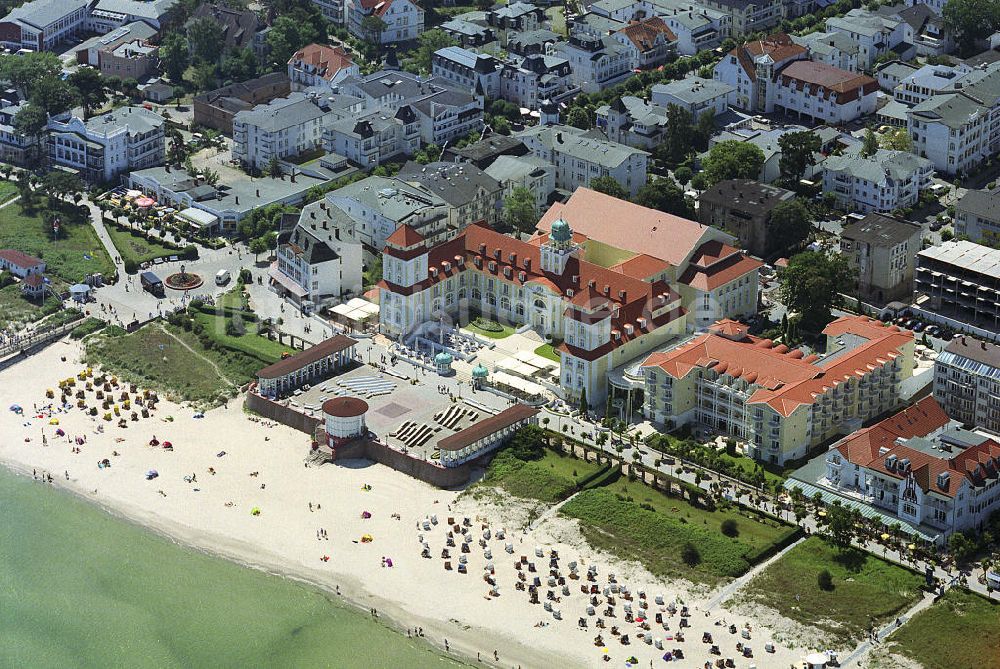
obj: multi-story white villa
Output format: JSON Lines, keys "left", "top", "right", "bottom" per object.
{"left": 48, "top": 106, "right": 164, "bottom": 183}
{"left": 556, "top": 32, "right": 632, "bottom": 94}
{"left": 348, "top": 0, "right": 423, "bottom": 44}
{"left": 500, "top": 54, "right": 573, "bottom": 108}
{"left": 641, "top": 315, "right": 915, "bottom": 464}
{"left": 232, "top": 93, "right": 330, "bottom": 170}
{"left": 432, "top": 46, "right": 502, "bottom": 99}
{"left": 823, "top": 396, "right": 1000, "bottom": 542}
{"left": 822, "top": 147, "right": 934, "bottom": 213}
{"left": 0, "top": 0, "right": 89, "bottom": 51}
{"left": 713, "top": 32, "right": 807, "bottom": 113}
{"left": 517, "top": 124, "right": 648, "bottom": 197}
{"left": 322, "top": 104, "right": 421, "bottom": 169}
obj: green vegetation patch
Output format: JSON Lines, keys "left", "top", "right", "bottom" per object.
{"left": 0, "top": 180, "right": 17, "bottom": 204}
{"left": 533, "top": 343, "right": 561, "bottom": 363}
{"left": 69, "top": 317, "right": 107, "bottom": 340}
{"left": 889, "top": 588, "right": 1000, "bottom": 669}
{"left": 0, "top": 283, "right": 62, "bottom": 330}
{"left": 188, "top": 308, "right": 286, "bottom": 364}
{"left": 484, "top": 447, "right": 604, "bottom": 504}
{"left": 85, "top": 323, "right": 233, "bottom": 404}
{"left": 562, "top": 480, "right": 797, "bottom": 586}
{"left": 741, "top": 536, "right": 925, "bottom": 643}
{"left": 105, "top": 225, "right": 179, "bottom": 266}
{"left": 0, "top": 203, "right": 114, "bottom": 286}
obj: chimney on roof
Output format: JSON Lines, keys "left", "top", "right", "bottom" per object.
{"left": 256, "top": 189, "right": 260, "bottom": 197}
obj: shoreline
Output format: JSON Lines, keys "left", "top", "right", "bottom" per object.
{"left": 0, "top": 458, "right": 550, "bottom": 669}
{"left": 0, "top": 338, "right": 813, "bottom": 669}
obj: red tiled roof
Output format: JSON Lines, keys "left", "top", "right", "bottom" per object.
{"left": 778, "top": 61, "right": 879, "bottom": 105}
{"left": 0, "top": 249, "right": 43, "bottom": 270}
{"left": 618, "top": 17, "right": 677, "bottom": 53}
{"left": 289, "top": 44, "right": 354, "bottom": 81}
{"left": 379, "top": 222, "right": 685, "bottom": 356}
{"left": 358, "top": 0, "right": 398, "bottom": 16}
{"left": 609, "top": 253, "right": 671, "bottom": 279}
{"left": 257, "top": 334, "right": 357, "bottom": 379}
{"left": 537, "top": 188, "right": 717, "bottom": 268}
{"left": 642, "top": 315, "right": 913, "bottom": 417}
{"left": 386, "top": 224, "right": 425, "bottom": 247}
{"left": 322, "top": 396, "right": 368, "bottom": 417}
{"left": 838, "top": 395, "right": 1000, "bottom": 498}
{"left": 22, "top": 273, "right": 44, "bottom": 287}
{"left": 730, "top": 32, "right": 807, "bottom": 81}
{"left": 676, "top": 241, "right": 763, "bottom": 291}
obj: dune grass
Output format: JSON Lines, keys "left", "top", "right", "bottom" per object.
{"left": 483, "top": 447, "right": 604, "bottom": 504}
{"left": 888, "top": 587, "right": 1000, "bottom": 669}
{"left": 739, "top": 536, "right": 925, "bottom": 643}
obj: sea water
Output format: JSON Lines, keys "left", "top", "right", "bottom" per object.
{"left": 0, "top": 467, "right": 460, "bottom": 668}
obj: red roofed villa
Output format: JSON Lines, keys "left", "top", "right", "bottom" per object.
{"left": 288, "top": 43, "right": 359, "bottom": 90}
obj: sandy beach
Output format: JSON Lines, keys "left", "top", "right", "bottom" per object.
{"left": 0, "top": 338, "right": 819, "bottom": 669}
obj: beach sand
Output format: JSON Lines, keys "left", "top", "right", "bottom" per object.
{"left": 0, "top": 339, "right": 818, "bottom": 668}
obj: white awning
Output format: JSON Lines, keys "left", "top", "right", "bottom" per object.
{"left": 177, "top": 207, "right": 218, "bottom": 230}
{"left": 491, "top": 371, "right": 546, "bottom": 397}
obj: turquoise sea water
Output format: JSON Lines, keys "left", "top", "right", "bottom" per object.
{"left": 0, "top": 467, "right": 460, "bottom": 669}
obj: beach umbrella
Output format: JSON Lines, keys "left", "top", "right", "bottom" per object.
{"left": 880, "top": 533, "right": 890, "bottom": 540}
{"left": 149, "top": 438, "right": 159, "bottom": 446}
{"left": 49, "top": 418, "right": 59, "bottom": 425}
{"left": 251, "top": 507, "right": 261, "bottom": 516}
{"left": 9, "top": 404, "right": 21, "bottom": 412}
{"left": 145, "top": 469, "right": 158, "bottom": 479}
{"left": 163, "top": 441, "right": 172, "bottom": 448}
{"left": 55, "top": 428, "right": 65, "bottom": 436}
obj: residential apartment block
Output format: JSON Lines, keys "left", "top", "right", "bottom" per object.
{"left": 822, "top": 147, "right": 934, "bottom": 214}
{"left": 696, "top": 179, "right": 795, "bottom": 258}
{"left": 772, "top": 60, "right": 878, "bottom": 124}
{"left": 840, "top": 213, "right": 922, "bottom": 306}
{"left": 934, "top": 337, "right": 1000, "bottom": 436}
{"left": 908, "top": 62, "right": 1000, "bottom": 175}
{"left": 517, "top": 124, "right": 648, "bottom": 197}
{"left": 348, "top": 0, "right": 423, "bottom": 44}
{"left": 98, "top": 39, "right": 157, "bottom": 80}
{"left": 483, "top": 154, "right": 555, "bottom": 215}
{"left": 270, "top": 201, "right": 364, "bottom": 305}
{"left": 651, "top": 76, "right": 735, "bottom": 119}
{"left": 611, "top": 16, "right": 678, "bottom": 69}
{"left": 232, "top": 92, "right": 331, "bottom": 170}
{"left": 955, "top": 187, "right": 1000, "bottom": 246}
{"left": 825, "top": 8, "right": 914, "bottom": 71}
{"left": 322, "top": 104, "right": 421, "bottom": 169}
{"left": 432, "top": 47, "right": 502, "bottom": 99}
{"left": 397, "top": 161, "right": 503, "bottom": 229}
{"left": 0, "top": 0, "right": 89, "bottom": 51}
{"left": 594, "top": 96, "right": 669, "bottom": 150}
{"left": 641, "top": 315, "right": 915, "bottom": 464}
{"left": 556, "top": 32, "right": 632, "bottom": 94}
{"left": 823, "top": 397, "right": 1000, "bottom": 541}
{"left": 713, "top": 32, "right": 808, "bottom": 113}
{"left": 915, "top": 241, "right": 1000, "bottom": 335}
{"left": 500, "top": 54, "right": 574, "bottom": 108}
{"left": 701, "top": 0, "right": 782, "bottom": 35}
{"left": 48, "top": 106, "right": 164, "bottom": 183}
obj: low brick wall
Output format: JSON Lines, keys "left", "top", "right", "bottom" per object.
{"left": 246, "top": 392, "right": 473, "bottom": 488}
{"left": 333, "top": 440, "right": 472, "bottom": 488}
{"left": 245, "top": 392, "right": 321, "bottom": 435}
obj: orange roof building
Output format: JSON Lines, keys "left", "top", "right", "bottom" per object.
{"left": 288, "top": 44, "right": 359, "bottom": 90}
{"left": 378, "top": 216, "right": 688, "bottom": 405}
{"left": 640, "top": 315, "right": 915, "bottom": 464}
{"left": 537, "top": 188, "right": 762, "bottom": 330}
{"left": 823, "top": 396, "right": 1000, "bottom": 541}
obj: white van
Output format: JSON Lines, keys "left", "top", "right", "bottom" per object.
{"left": 215, "top": 269, "right": 231, "bottom": 286}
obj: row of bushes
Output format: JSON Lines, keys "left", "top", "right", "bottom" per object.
{"left": 69, "top": 317, "right": 107, "bottom": 340}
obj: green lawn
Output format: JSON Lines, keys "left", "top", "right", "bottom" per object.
{"left": 482, "top": 447, "right": 604, "bottom": 504}
{"left": 561, "top": 477, "right": 798, "bottom": 586}
{"left": 105, "top": 225, "right": 178, "bottom": 266}
{"left": 0, "top": 283, "right": 62, "bottom": 330}
{"left": 0, "top": 180, "right": 17, "bottom": 204}
{"left": 0, "top": 203, "right": 114, "bottom": 287}
{"left": 189, "top": 309, "right": 287, "bottom": 363}
{"left": 739, "top": 536, "right": 925, "bottom": 643}
{"left": 889, "top": 588, "right": 1000, "bottom": 669}
{"left": 85, "top": 323, "right": 234, "bottom": 404}
{"left": 533, "top": 343, "right": 561, "bottom": 363}
{"left": 218, "top": 286, "right": 249, "bottom": 311}
{"left": 546, "top": 6, "right": 566, "bottom": 36}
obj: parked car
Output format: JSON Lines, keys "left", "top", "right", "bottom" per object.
{"left": 913, "top": 322, "right": 926, "bottom": 332}
{"left": 925, "top": 325, "right": 940, "bottom": 337}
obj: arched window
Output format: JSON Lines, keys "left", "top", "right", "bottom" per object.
{"left": 533, "top": 299, "right": 545, "bottom": 310}
{"left": 515, "top": 303, "right": 525, "bottom": 317}
{"left": 500, "top": 296, "right": 511, "bottom": 311}
{"left": 458, "top": 288, "right": 466, "bottom": 300}
{"left": 486, "top": 293, "right": 497, "bottom": 306}
{"left": 472, "top": 288, "right": 481, "bottom": 300}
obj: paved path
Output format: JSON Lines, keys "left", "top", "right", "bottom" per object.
{"left": 0, "top": 194, "right": 20, "bottom": 210}
{"left": 528, "top": 490, "right": 583, "bottom": 532}
{"left": 706, "top": 536, "right": 807, "bottom": 610}
{"left": 840, "top": 589, "right": 940, "bottom": 668}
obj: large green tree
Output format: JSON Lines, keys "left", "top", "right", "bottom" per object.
{"left": 702, "top": 140, "right": 765, "bottom": 185}
{"left": 825, "top": 503, "right": 855, "bottom": 553}
{"left": 12, "top": 103, "right": 48, "bottom": 141}
{"left": 502, "top": 186, "right": 537, "bottom": 235}
{"left": 412, "top": 29, "right": 456, "bottom": 73}
{"left": 589, "top": 176, "right": 628, "bottom": 200}
{"left": 944, "top": 0, "right": 1000, "bottom": 56}
{"left": 187, "top": 17, "right": 225, "bottom": 64}
{"left": 159, "top": 33, "right": 190, "bottom": 83}
{"left": 777, "top": 130, "right": 821, "bottom": 183}
{"left": 565, "top": 106, "right": 591, "bottom": 130}
{"left": 860, "top": 126, "right": 879, "bottom": 157}
{"left": 67, "top": 68, "right": 108, "bottom": 119}
{"left": 29, "top": 77, "right": 78, "bottom": 116}
{"left": 268, "top": 15, "right": 323, "bottom": 66}
{"left": 0, "top": 52, "right": 61, "bottom": 97}
{"left": 778, "top": 250, "right": 856, "bottom": 332}
{"left": 660, "top": 104, "right": 694, "bottom": 165}
{"left": 768, "top": 198, "right": 812, "bottom": 255}
{"left": 633, "top": 178, "right": 694, "bottom": 218}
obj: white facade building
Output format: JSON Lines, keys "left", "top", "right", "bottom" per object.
{"left": 822, "top": 147, "right": 934, "bottom": 214}
{"left": 348, "top": 0, "right": 423, "bottom": 44}
{"left": 47, "top": 106, "right": 164, "bottom": 183}
{"left": 232, "top": 93, "right": 329, "bottom": 170}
